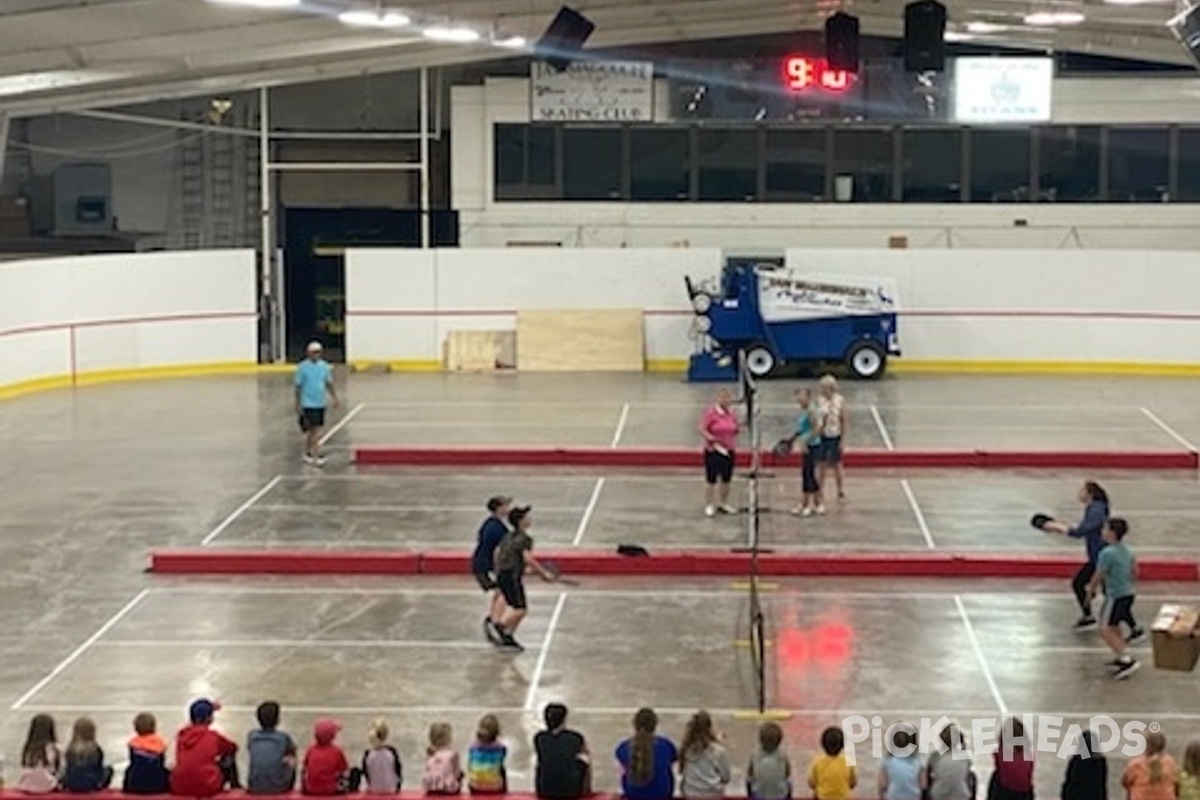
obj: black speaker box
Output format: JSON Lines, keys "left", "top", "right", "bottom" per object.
{"left": 537, "top": 6, "right": 595, "bottom": 71}
{"left": 904, "top": 0, "right": 947, "bottom": 72}
{"left": 825, "top": 13, "right": 861, "bottom": 73}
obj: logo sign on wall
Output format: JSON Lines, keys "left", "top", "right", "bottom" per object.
{"left": 952, "top": 57, "right": 1053, "bottom": 123}
{"left": 530, "top": 61, "right": 655, "bottom": 122}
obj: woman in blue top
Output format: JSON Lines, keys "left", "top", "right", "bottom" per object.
{"left": 1043, "top": 480, "right": 1110, "bottom": 631}
{"left": 615, "top": 708, "right": 678, "bottom": 800}
{"left": 791, "top": 389, "right": 824, "bottom": 517}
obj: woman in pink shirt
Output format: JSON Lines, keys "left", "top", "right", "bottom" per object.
{"left": 698, "top": 388, "right": 740, "bottom": 518}
{"left": 1122, "top": 732, "right": 1178, "bottom": 800}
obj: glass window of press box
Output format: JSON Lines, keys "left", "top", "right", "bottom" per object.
{"left": 495, "top": 122, "right": 1200, "bottom": 203}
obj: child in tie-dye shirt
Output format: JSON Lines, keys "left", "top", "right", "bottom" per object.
{"left": 466, "top": 715, "right": 507, "bottom": 795}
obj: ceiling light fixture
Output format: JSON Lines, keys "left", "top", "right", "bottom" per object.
{"left": 338, "top": 9, "right": 411, "bottom": 27}
{"left": 1023, "top": 10, "right": 1085, "bottom": 24}
{"left": 965, "top": 20, "right": 1008, "bottom": 32}
{"left": 423, "top": 26, "right": 481, "bottom": 42}
{"left": 493, "top": 35, "right": 528, "bottom": 49}
{"left": 944, "top": 30, "right": 975, "bottom": 40}
{"left": 204, "top": 0, "right": 301, "bottom": 8}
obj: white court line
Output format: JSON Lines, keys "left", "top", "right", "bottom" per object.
{"left": 572, "top": 479, "right": 606, "bottom": 546}
{"left": 19, "top": 702, "right": 1200, "bottom": 719}
{"left": 525, "top": 594, "right": 568, "bottom": 711}
{"left": 900, "top": 479, "right": 936, "bottom": 549}
{"left": 93, "top": 639, "right": 531, "bottom": 650}
{"left": 350, "top": 421, "right": 618, "bottom": 429}
{"left": 1140, "top": 407, "right": 1199, "bottom": 453}
{"left": 954, "top": 595, "right": 1009, "bottom": 716}
{"left": 200, "top": 475, "right": 283, "bottom": 546}
{"left": 870, "top": 405, "right": 895, "bottom": 451}
{"left": 254, "top": 503, "right": 585, "bottom": 514}
{"left": 363, "top": 401, "right": 1135, "bottom": 411}
{"left": 611, "top": 403, "right": 631, "bottom": 448}
{"left": 319, "top": 402, "right": 366, "bottom": 445}
{"left": 11, "top": 589, "right": 150, "bottom": 710}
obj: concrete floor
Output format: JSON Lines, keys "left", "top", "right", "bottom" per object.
{"left": 1, "top": 372, "right": 1199, "bottom": 796}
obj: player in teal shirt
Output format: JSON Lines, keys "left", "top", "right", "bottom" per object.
{"left": 294, "top": 341, "right": 339, "bottom": 466}
{"left": 1087, "top": 517, "right": 1143, "bottom": 680}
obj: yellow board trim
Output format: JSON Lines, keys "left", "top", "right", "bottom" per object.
{"left": 894, "top": 359, "right": 1200, "bottom": 377}
{"left": 646, "top": 358, "right": 689, "bottom": 372}
{"left": 1, "top": 361, "right": 292, "bottom": 400}
{"left": 349, "top": 360, "right": 443, "bottom": 373}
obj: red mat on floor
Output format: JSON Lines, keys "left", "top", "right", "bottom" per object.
{"left": 151, "top": 549, "right": 1199, "bottom": 581}
{"left": 354, "top": 446, "right": 1199, "bottom": 470}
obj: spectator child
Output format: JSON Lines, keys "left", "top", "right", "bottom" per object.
{"left": 1179, "top": 741, "right": 1200, "bottom": 800}
{"left": 878, "top": 727, "right": 921, "bottom": 800}
{"left": 1060, "top": 731, "right": 1106, "bottom": 800}
{"left": 988, "top": 718, "right": 1034, "bottom": 800}
{"left": 357, "top": 718, "right": 402, "bottom": 794}
{"left": 534, "top": 703, "right": 590, "bottom": 800}
{"left": 923, "top": 724, "right": 974, "bottom": 800}
{"left": 17, "top": 714, "right": 61, "bottom": 794}
{"left": 302, "top": 719, "right": 349, "bottom": 796}
{"left": 248, "top": 701, "right": 298, "bottom": 794}
{"left": 615, "top": 708, "right": 679, "bottom": 800}
{"left": 679, "top": 710, "right": 731, "bottom": 800}
{"left": 61, "top": 717, "right": 113, "bottom": 792}
{"left": 124, "top": 713, "right": 171, "bottom": 795}
{"left": 423, "top": 723, "right": 463, "bottom": 795}
{"left": 1121, "top": 732, "right": 1177, "bottom": 800}
{"left": 746, "top": 722, "right": 791, "bottom": 800}
{"left": 468, "top": 714, "right": 508, "bottom": 794}
{"left": 171, "top": 698, "right": 240, "bottom": 796}
{"left": 809, "top": 727, "right": 856, "bottom": 800}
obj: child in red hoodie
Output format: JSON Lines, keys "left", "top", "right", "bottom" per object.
{"left": 303, "top": 718, "right": 349, "bottom": 796}
{"left": 170, "top": 699, "right": 240, "bottom": 797}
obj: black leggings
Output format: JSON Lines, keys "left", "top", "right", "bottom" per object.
{"left": 801, "top": 445, "right": 820, "bottom": 493}
{"left": 1072, "top": 562, "right": 1096, "bottom": 616}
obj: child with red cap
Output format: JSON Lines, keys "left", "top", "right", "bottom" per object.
{"left": 303, "top": 719, "right": 350, "bottom": 795}
{"left": 170, "top": 699, "right": 240, "bottom": 797}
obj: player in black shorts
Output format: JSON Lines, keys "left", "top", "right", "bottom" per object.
{"left": 471, "top": 496, "right": 512, "bottom": 644}
{"left": 493, "top": 506, "right": 554, "bottom": 652}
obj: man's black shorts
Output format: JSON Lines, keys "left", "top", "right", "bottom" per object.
{"left": 474, "top": 570, "right": 497, "bottom": 592}
{"left": 496, "top": 570, "right": 527, "bottom": 610}
{"left": 1104, "top": 595, "right": 1136, "bottom": 628}
{"left": 299, "top": 408, "right": 326, "bottom": 432}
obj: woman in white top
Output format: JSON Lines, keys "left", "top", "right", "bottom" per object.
{"left": 816, "top": 374, "right": 848, "bottom": 502}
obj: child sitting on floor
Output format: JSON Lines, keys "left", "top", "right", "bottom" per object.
{"left": 357, "top": 718, "right": 402, "bottom": 794}
{"left": 302, "top": 719, "right": 349, "bottom": 796}
{"left": 808, "top": 727, "right": 856, "bottom": 800}
{"left": 248, "top": 701, "right": 298, "bottom": 795}
{"left": 423, "top": 722, "right": 464, "bottom": 795}
{"left": 124, "top": 713, "right": 171, "bottom": 794}
{"left": 61, "top": 717, "right": 113, "bottom": 792}
{"left": 747, "top": 722, "right": 791, "bottom": 800}
{"left": 468, "top": 715, "right": 508, "bottom": 794}
{"left": 18, "top": 714, "right": 61, "bottom": 794}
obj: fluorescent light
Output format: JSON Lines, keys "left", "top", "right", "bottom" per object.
{"left": 1023, "top": 10, "right": 1085, "bottom": 24}
{"left": 422, "top": 26, "right": 480, "bottom": 42}
{"left": 205, "top": 0, "right": 301, "bottom": 8}
{"left": 944, "top": 30, "right": 975, "bottom": 41}
{"left": 338, "top": 9, "right": 410, "bottom": 28}
{"left": 966, "top": 21, "right": 1008, "bottom": 32}
{"left": 493, "top": 35, "right": 528, "bottom": 49}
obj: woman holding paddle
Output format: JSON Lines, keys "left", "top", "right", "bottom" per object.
{"left": 1040, "top": 481, "right": 1110, "bottom": 632}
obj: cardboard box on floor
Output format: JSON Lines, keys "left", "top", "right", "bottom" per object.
{"left": 1151, "top": 604, "right": 1200, "bottom": 671}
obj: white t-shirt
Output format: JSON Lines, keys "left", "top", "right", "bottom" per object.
{"left": 819, "top": 393, "right": 846, "bottom": 438}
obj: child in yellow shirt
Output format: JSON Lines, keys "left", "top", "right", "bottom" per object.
{"left": 808, "top": 727, "right": 857, "bottom": 800}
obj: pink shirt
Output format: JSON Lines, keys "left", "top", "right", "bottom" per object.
{"left": 701, "top": 405, "right": 739, "bottom": 452}
{"left": 1124, "top": 754, "right": 1178, "bottom": 800}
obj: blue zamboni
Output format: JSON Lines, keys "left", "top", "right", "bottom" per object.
{"left": 685, "top": 256, "right": 901, "bottom": 381}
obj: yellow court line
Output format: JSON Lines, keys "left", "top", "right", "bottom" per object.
{"left": 732, "top": 710, "right": 795, "bottom": 721}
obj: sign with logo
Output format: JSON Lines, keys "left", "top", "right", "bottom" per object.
{"left": 952, "top": 57, "right": 1053, "bottom": 123}
{"left": 530, "top": 61, "right": 654, "bottom": 122}
{"left": 757, "top": 269, "right": 899, "bottom": 323}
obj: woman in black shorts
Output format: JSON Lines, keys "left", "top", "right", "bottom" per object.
{"left": 698, "top": 388, "right": 740, "bottom": 518}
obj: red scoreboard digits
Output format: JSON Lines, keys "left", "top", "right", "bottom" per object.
{"left": 784, "top": 56, "right": 855, "bottom": 93}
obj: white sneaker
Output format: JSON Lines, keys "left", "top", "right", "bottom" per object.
{"left": 791, "top": 505, "right": 803, "bottom": 516}
{"left": 815, "top": 504, "right": 827, "bottom": 515}
{"left": 302, "top": 453, "right": 316, "bottom": 465}
{"left": 705, "top": 505, "right": 716, "bottom": 518}
{"left": 801, "top": 506, "right": 814, "bottom": 517}
{"left": 719, "top": 504, "right": 738, "bottom": 514}
{"left": 314, "top": 455, "right": 327, "bottom": 467}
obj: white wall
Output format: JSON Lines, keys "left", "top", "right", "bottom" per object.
{"left": 0, "top": 249, "right": 258, "bottom": 389}
{"left": 451, "top": 77, "right": 1200, "bottom": 250}
{"left": 346, "top": 247, "right": 1200, "bottom": 366}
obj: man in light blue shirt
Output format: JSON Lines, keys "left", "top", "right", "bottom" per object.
{"left": 1087, "top": 517, "right": 1143, "bottom": 680}
{"left": 295, "top": 341, "right": 339, "bottom": 466}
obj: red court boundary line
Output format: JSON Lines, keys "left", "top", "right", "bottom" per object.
{"left": 150, "top": 549, "right": 1200, "bottom": 582}
{"left": 0, "top": 311, "right": 258, "bottom": 340}
{"left": 354, "top": 447, "right": 1200, "bottom": 470}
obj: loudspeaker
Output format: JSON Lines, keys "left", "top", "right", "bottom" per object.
{"left": 536, "top": 6, "right": 595, "bottom": 71}
{"left": 824, "top": 13, "right": 860, "bottom": 73}
{"left": 904, "top": 0, "right": 947, "bottom": 72}
{"left": 1169, "top": 5, "right": 1200, "bottom": 66}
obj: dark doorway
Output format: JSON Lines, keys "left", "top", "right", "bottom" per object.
{"left": 281, "top": 208, "right": 458, "bottom": 362}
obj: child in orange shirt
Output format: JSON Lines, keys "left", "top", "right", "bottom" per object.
{"left": 1122, "top": 732, "right": 1178, "bottom": 800}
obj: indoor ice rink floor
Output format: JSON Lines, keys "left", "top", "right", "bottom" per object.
{"left": 2, "top": 371, "right": 1199, "bottom": 795}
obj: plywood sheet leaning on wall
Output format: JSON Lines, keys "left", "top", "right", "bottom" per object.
{"left": 444, "top": 330, "right": 516, "bottom": 371}
{"left": 516, "top": 309, "right": 644, "bottom": 371}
